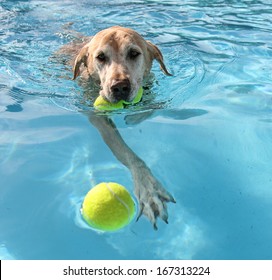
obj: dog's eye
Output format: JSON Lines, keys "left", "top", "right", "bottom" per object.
{"left": 128, "top": 49, "right": 141, "bottom": 60}
{"left": 96, "top": 52, "right": 106, "bottom": 62}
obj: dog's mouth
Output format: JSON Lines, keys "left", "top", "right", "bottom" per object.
{"left": 110, "top": 79, "right": 131, "bottom": 101}
{"left": 100, "top": 85, "right": 138, "bottom": 104}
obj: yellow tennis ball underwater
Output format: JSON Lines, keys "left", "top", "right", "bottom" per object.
{"left": 81, "top": 182, "right": 136, "bottom": 232}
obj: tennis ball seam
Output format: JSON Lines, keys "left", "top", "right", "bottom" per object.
{"left": 105, "top": 183, "right": 131, "bottom": 224}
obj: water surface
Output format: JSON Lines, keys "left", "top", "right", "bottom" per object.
{"left": 1, "top": 0, "right": 272, "bottom": 260}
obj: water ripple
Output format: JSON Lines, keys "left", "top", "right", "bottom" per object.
{"left": 1, "top": 0, "right": 272, "bottom": 116}
{"left": 1, "top": 0, "right": 272, "bottom": 261}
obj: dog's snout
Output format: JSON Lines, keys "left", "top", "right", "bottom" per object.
{"left": 110, "top": 79, "right": 131, "bottom": 101}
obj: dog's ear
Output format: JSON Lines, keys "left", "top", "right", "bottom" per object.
{"left": 146, "top": 41, "right": 172, "bottom": 76}
{"left": 73, "top": 45, "right": 89, "bottom": 80}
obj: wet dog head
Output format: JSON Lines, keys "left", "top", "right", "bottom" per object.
{"left": 73, "top": 26, "right": 171, "bottom": 103}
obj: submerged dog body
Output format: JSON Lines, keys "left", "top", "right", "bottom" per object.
{"left": 72, "top": 26, "right": 171, "bottom": 103}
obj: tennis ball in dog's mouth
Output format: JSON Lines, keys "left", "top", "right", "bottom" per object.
{"left": 81, "top": 182, "right": 136, "bottom": 232}
{"left": 94, "top": 87, "right": 143, "bottom": 111}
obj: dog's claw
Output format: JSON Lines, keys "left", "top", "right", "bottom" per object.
{"left": 136, "top": 203, "right": 144, "bottom": 222}
{"left": 153, "top": 223, "right": 158, "bottom": 231}
{"left": 168, "top": 194, "right": 176, "bottom": 204}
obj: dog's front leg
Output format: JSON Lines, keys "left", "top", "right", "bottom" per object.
{"left": 88, "top": 113, "right": 175, "bottom": 230}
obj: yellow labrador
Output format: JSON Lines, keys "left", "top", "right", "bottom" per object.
{"left": 72, "top": 26, "right": 172, "bottom": 103}
{"left": 59, "top": 26, "right": 175, "bottom": 229}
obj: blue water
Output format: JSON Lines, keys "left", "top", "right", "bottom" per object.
{"left": 1, "top": 0, "right": 272, "bottom": 260}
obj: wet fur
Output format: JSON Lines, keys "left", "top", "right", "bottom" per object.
{"left": 59, "top": 26, "right": 175, "bottom": 229}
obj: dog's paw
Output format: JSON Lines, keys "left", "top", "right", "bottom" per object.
{"left": 132, "top": 164, "right": 176, "bottom": 230}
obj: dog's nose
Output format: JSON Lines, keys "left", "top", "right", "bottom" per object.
{"left": 110, "top": 80, "right": 131, "bottom": 101}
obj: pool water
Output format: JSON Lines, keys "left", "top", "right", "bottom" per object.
{"left": 1, "top": 0, "right": 272, "bottom": 260}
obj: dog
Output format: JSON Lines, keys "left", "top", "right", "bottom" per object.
{"left": 59, "top": 26, "right": 175, "bottom": 229}
{"left": 72, "top": 26, "right": 172, "bottom": 103}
